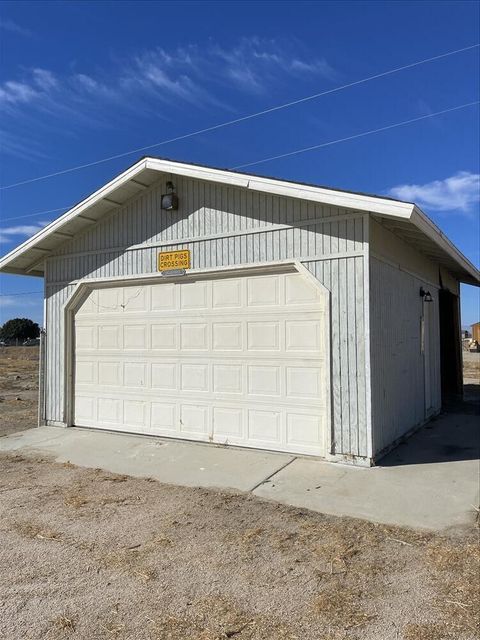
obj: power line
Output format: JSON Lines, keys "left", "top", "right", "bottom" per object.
{"left": 233, "top": 101, "right": 480, "bottom": 169}
{"left": 1, "top": 206, "right": 71, "bottom": 223}
{"left": 0, "top": 42, "right": 478, "bottom": 191}
{"left": 0, "top": 291, "right": 43, "bottom": 297}
{"left": 1, "top": 99, "right": 478, "bottom": 224}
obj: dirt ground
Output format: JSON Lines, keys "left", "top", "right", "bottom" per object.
{"left": 0, "top": 346, "right": 39, "bottom": 438}
{"left": 0, "top": 348, "right": 479, "bottom": 640}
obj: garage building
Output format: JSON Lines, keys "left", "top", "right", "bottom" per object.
{"left": 1, "top": 157, "right": 478, "bottom": 465}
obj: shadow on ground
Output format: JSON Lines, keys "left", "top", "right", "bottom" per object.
{"left": 380, "top": 383, "right": 480, "bottom": 467}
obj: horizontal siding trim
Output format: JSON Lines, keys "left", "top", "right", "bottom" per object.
{"left": 46, "top": 251, "right": 366, "bottom": 288}
{"left": 48, "top": 212, "right": 363, "bottom": 263}
{"left": 128, "top": 212, "right": 363, "bottom": 251}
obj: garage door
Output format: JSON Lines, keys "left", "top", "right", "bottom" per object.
{"left": 74, "top": 269, "right": 329, "bottom": 456}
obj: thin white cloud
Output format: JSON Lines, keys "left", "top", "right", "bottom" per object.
{"left": 0, "top": 37, "right": 337, "bottom": 157}
{"left": 0, "top": 18, "right": 31, "bottom": 37}
{"left": 0, "top": 222, "right": 49, "bottom": 243}
{"left": 0, "top": 129, "right": 50, "bottom": 160}
{"left": 213, "top": 37, "right": 338, "bottom": 92}
{"left": 0, "top": 79, "right": 39, "bottom": 105}
{"left": 388, "top": 171, "right": 480, "bottom": 214}
{"left": 290, "top": 58, "right": 337, "bottom": 80}
{"left": 0, "top": 295, "right": 23, "bottom": 307}
{"left": 33, "top": 68, "right": 58, "bottom": 91}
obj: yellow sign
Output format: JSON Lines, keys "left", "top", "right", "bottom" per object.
{"left": 158, "top": 249, "right": 191, "bottom": 271}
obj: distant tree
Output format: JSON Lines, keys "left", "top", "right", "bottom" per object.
{"left": 0, "top": 318, "right": 40, "bottom": 343}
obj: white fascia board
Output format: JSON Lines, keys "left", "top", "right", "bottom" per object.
{"left": 0, "top": 158, "right": 149, "bottom": 273}
{"left": 145, "top": 158, "right": 251, "bottom": 189}
{"left": 411, "top": 206, "right": 480, "bottom": 285}
{"left": 146, "top": 157, "right": 414, "bottom": 218}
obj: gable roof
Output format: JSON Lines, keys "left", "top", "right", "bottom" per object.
{"left": 0, "top": 156, "right": 479, "bottom": 285}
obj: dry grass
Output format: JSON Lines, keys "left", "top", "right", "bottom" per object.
{"left": 12, "top": 520, "right": 61, "bottom": 541}
{"left": 101, "top": 622, "right": 126, "bottom": 636}
{"left": 1, "top": 450, "right": 478, "bottom": 640}
{"left": 402, "top": 622, "right": 446, "bottom": 640}
{"left": 148, "top": 597, "right": 298, "bottom": 640}
{"left": 240, "top": 527, "right": 264, "bottom": 544}
{"left": 99, "top": 546, "right": 157, "bottom": 582}
{"left": 48, "top": 613, "right": 76, "bottom": 634}
{"left": 313, "top": 583, "right": 377, "bottom": 630}
{"left": 426, "top": 540, "right": 480, "bottom": 636}
{"left": 97, "top": 472, "right": 128, "bottom": 483}
{"left": 63, "top": 494, "right": 89, "bottom": 508}
{"left": 0, "top": 346, "right": 39, "bottom": 361}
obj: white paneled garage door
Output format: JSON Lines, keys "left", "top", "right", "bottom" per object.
{"left": 74, "top": 269, "right": 329, "bottom": 455}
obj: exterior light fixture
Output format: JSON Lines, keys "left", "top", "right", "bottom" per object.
{"left": 161, "top": 181, "right": 179, "bottom": 211}
{"left": 420, "top": 287, "right": 433, "bottom": 302}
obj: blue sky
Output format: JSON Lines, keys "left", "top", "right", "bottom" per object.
{"left": 0, "top": 0, "right": 479, "bottom": 327}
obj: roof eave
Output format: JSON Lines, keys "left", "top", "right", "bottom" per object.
{"left": 410, "top": 206, "right": 480, "bottom": 286}
{"left": 0, "top": 157, "right": 478, "bottom": 286}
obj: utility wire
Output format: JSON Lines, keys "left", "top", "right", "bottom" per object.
{"left": 0, "top": 291, "right": 43, "bottom": 296}
{"left": 1, "top": 206, "right": 72, "bottom": 222}
{"left": 1, "top": 99, "right": 478, "bottom": 223}
{"left": 233, "top": 101, "right": 480, "bottom": 169}
{"left": 0, "top": 42, "right": 478, "bottom": 191}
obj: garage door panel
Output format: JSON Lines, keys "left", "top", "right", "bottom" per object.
{"left": 212, "top": 322, "right": 243, "bottom": 350}
{"left": 248, "top": 365, "right": 281, "bottom": 397}
{"left": 151, "top": 282, "right": 176, "bottom": 310}
{"left": 123, "top": 325, "right": 147, "bottom": 350}
{"left": 180, "top": 281, "right": 209, "bottom": 309}
{"left": 75, "top": 395, "right": 95, "bottom": 423}
{"left": 74, "top": 270, "right": 329, "bottom": 456}
{"left": 98, "top": 361, "right": 121, "bottom": 386}
{"left": 180, "top": 404, "right": 209, "bottom": 436}
{"left": 180, "top": 323, "right": 209, "bottom": 350}
{"left": 151, "top": 402, "right": 177, "bottom": 432}
{"left": 98, "top": 397, "right": 121, "bottom": 425}
{"left": 287, "top": 413, "right": 324, "bottom": 448}
{"left": 285, "top": 273, "right": 322, "bottom": 305}
{"left": 151, "top": 363, "right": 177, "bottom": 389}
{"left": 213, "top": 407, "right": 243, "bottom": 439}
{"left": 98, "top": 325, "right": 121, "bottom": 349}
{"left": 123, "top": 287, "right": 148, "bottom": 312}
{"left": 286, "top": 320, "right": 323, "bottom": 352}
{"left": 248, "top": 409, "right": 281, "bottom": 444}
{"left": 247, "top": 275, "right": 280, "bottom": 306}
{"left": 213, "top": 364, "right": 242, "bottom": 394}
{"left": 124, "top": 362, "right": 147, "bottom": 388}
{"left": 212, "top": 279, "right": 242, "bottom": 308}
{"left": 98, "top": 288, "right": 120, "bottom": 312}
{"left": 247, "top": 321, "right": 280, "bottom": 351}
{"left": 151, "top": 323, "right": 177, "bottom": 350}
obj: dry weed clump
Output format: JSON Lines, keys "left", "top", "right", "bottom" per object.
{"left": 49, "top": 613, "right": 76, "bottom": 633}
{"left": 148, "top": 615, "right": 215, "bottom": 640}
{"left": 63, "top": 494, "right": 89, "bottom": 508}
{"left": 12, "top": 520, "right": 61, "bottom": 541}
{"left": 99, "top": 546, "right": 157, "bottom": 582}
{"left": 425, "top": 540, "right": 480, "bottom": 636}
{"left": 402, "top": 622, "right": 446, "bottom": 640}
{"left": 148, "top": 597, "right": 298, "bottom": 640}
{"left": 241, "top": 527, "right": 264, "bottom": 544}
{"left": 313, "top": 583, "right": 377, "bottom": 630}
{"left": 6, "top": 454, "right": 29, "bottom": 463}
{"left": 97, "top": 472, "right": 128, "bottom": 483}
{"left": 101, "top": 621, "right": 126, "bottom": 636}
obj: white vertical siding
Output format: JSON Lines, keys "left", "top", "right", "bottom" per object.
{"left": 369, "top": 257, "right": 441, "bottom": 456}
{"left": 45, "top": 176, "right": 369, "bottom": 458}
